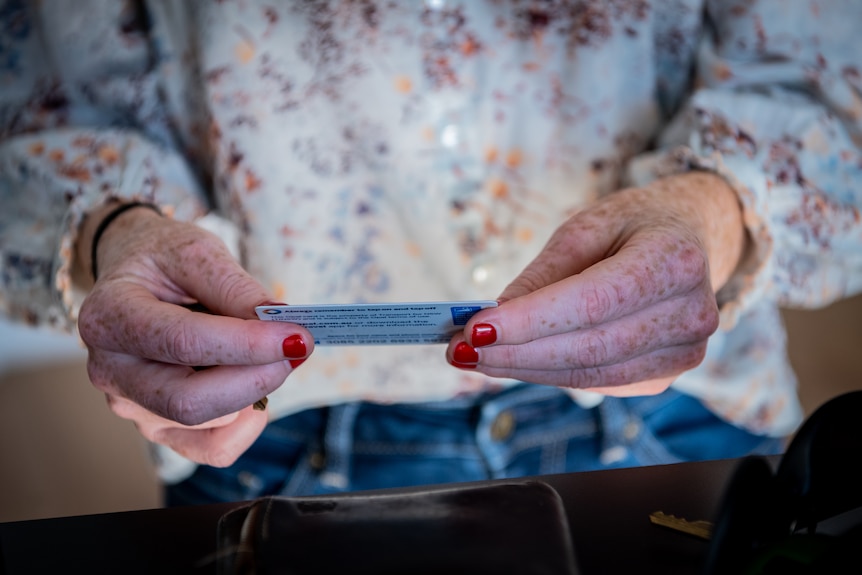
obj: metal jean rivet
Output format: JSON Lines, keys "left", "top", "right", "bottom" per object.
{"left": 309, "top": 451, "right": 326, "bottom": 470}
{"left": 490, "top": 410, "right": 516, "bottom": 441}
{"left": 623, "top": 420, "right": 640, "bottom": 441}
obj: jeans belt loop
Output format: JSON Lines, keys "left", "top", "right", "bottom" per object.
{"left": 319, "top": 402, "right": 362, "bottom": 490}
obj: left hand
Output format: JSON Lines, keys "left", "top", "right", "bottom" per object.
{"left": 446, "top": 171, "right": 747, "bottom": 397}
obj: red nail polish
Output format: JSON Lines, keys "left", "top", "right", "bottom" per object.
{"left": 472, "top": 323, "right": 497, "bottom": 347}
{"left": 453, "top": 341, "right": 479, "bottom": 364}
{"left": 450, "top": 361, "right": 477, "bottom": 370}
{"left": 289, "top": 358, "right": 307, "bottom": 369}
{"left": 282, "top": 334, "right": 307, "bottom": 359}
{"left": 261, "top": 301, "right": 288, "bottom": 306}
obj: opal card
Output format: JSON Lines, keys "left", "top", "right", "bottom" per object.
{"left": 255, "top": 301, "right": 498, "bottom": 345}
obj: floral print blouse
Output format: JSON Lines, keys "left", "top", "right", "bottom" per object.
{"left": 2, "top": 0, "right": 860, "bottom": 480}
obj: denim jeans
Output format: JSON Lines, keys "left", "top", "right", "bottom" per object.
{"left": 164, "top": 385, "right": 786, "bottom": 507}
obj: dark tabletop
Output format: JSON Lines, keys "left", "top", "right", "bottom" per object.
{"left": 0, "top": 457, "right": 761, "bottom": 575}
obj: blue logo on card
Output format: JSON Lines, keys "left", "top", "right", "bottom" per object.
{"left": 450, "top": 306, "right": 482, "bottom": 326}
{"left": 262, "top": 309, "right": 282, "bottom": 315}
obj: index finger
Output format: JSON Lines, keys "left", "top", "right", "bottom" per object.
{"left": 466, "top": 236, "right": 708, "bottom": 347}
{"left": 79, "top": 284, "right": 313, "bottom": 366}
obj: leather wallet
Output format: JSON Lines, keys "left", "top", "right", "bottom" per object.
{"left": 216, "top": 480, "right": 578, "bottom": 575}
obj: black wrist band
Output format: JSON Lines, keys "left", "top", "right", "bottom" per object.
{"left": 90, "top": 201, "right": 162, "bottom": 280}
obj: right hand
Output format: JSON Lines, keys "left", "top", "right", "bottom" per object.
{"left": 75, "top": 203, "right": 313, "bottom": 467}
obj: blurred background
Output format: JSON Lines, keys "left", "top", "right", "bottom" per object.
{"left": 1, "top": 295, "right": 860, "bottom": 523}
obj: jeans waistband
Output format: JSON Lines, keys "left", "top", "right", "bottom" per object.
{"left": 314, "top": 384, "right": 605, "bottom": 489}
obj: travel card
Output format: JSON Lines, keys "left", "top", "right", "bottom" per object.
{"left": 255, "top": 300, "right": 498, "bottom": 345}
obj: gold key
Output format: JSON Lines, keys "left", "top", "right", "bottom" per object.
{"left": 649, "top": 511, "right": 713, "bottom": 540}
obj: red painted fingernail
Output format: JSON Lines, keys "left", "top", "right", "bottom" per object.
{"left": 453, "top": 341, "right": 479, "bottom": 364}
{"left": 472, "top": 323, "right": 497, "bottom": 347}
{"left": 282, "top": 334, "right": 307, "bottom": 359}
{"left": 450, "top": 361, "right": 477, "bottom": 370}
{"left": 261, "top": 301, "right": 288, "bottom": 306}
{"left": 289, "top": 358, "right": 307, "bottom": 369}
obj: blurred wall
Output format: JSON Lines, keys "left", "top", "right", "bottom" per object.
{"left": 0, "top": 322, "right": 160, "bottom": 522}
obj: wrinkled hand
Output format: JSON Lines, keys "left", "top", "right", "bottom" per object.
{"left": 447, "top": 172, "right": 746, "bottom": 397}
{"left": 75, "top": 204, "right": 313, "bottom": 467}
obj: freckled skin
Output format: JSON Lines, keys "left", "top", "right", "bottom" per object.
{"left": 75, "top": 204, "right": 314, "bottom": 467}
{"left": 450, "top": 172, "right": 743, "bottom": 397}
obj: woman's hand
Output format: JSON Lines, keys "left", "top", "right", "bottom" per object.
{"left": 447, "top": 171, "right": 746, "bottom": 397}
{"left": 75, "top": 203, "right": 313, "bottom": 467}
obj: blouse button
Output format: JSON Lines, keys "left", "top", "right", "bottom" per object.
{"left": 471, "top": 264, "right": 493, "bottom": 285}
{"left": 440, "top": 123, "right": 459, "bottom": 148}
